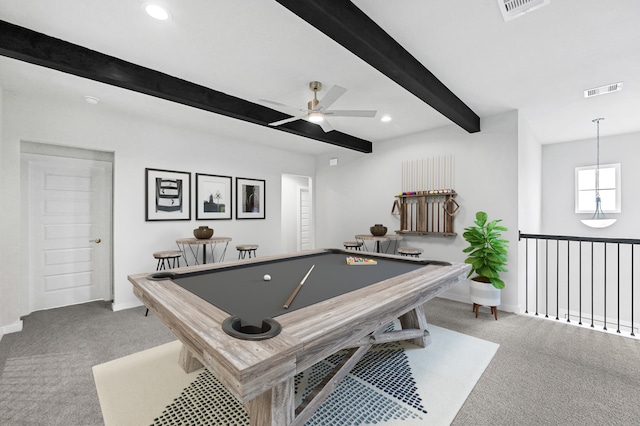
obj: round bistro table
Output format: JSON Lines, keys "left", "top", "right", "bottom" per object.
{"left": 354, "top": 234, "right": 403, "bottom": 253}
{"left": 176, "top": 236, "right": 232, "bottom": 265}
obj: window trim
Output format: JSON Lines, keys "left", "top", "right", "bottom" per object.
{"left": 575, "top": 163, "right": 621, "bottom": 214}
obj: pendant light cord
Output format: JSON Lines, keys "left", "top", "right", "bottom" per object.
{"left": 592, "top": 118, "right": 604, "bottom": 199}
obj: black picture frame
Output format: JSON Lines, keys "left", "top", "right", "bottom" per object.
{"left": 195, "top": 173, "right": 233, "bottom": 220}
{"left": 236, "top": 177, "right": 266, "bottom": 219}
{"left": 145, "top": 168, "right": 191, "bottom": 221}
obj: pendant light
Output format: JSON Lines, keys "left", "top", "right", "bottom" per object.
{"left": 581, "top": 118, "right": 616, "bottom": 228}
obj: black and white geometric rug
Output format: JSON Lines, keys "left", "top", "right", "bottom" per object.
{"left": 93, "top": 325, "right": 498, "bottom": 425}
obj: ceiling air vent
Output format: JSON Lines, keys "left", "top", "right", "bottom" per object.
{"left": 584, "top": 82, "right": 624, "bottom": 98}
{"left": 498, "top": 0, "right": 550, "bottom": 21}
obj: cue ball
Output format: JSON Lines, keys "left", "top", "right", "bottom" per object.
{"left": 263, "top": 274, "right": 271, "bottom": 281}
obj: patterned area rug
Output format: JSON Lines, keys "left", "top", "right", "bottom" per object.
{"left": 94, "top": 325, "right": 499, "bottom": 426}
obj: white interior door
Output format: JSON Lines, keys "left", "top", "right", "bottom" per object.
{"left": 26, "top": 154, "right": 112, "bottom": 311}
{"left": 298, "top": 186, "right": 313, "bottom": 251}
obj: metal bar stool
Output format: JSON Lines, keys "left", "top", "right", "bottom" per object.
{"left": 236, "top": 244, "right": 258, "bottom": 259}
{"left": 146, "top": 250, "right": 182, "bottom": 316}
{"left": 343, "top": 241, "right": 363, "bottom": 251}
{"left": 153, "top": 250, "right": 182, "bottom": 270}
{"left": 397, "top": 247, "right": 423, "bottom": 258}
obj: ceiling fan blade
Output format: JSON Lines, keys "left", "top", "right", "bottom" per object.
{"left": 268, "top": 115, "right": 305, "bottom": 127}
{"left": 324, "top": 110, "right": 377, "bottom": 118}
{"left": 259, "top": 98, "right": 291, "bottom": 108}
{"left": 259, "top": 99, "right": 311, "bottom": 115}
{"left": 317, "top": 118, "right": 334, "bottom": 133}
{"left": 315, "top": 85, "right": 347, "bottom": 111}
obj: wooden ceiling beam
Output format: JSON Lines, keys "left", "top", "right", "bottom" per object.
{"left": 0, "top": 20, "right": 372, "bottom": 153}
{"left": 275, "top": 0, "right": 481, "bottom": 133}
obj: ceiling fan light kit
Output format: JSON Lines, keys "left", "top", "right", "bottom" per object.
{"left": 262, "top": 81, "right": 377, "bottom": 132}
{"left": 308, "top": 112, "right": 324, "bottom": 123}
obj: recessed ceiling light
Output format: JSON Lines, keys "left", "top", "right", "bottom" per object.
{"left": 380, "top": 115, "right": 392, "bottom": 122}
{"left": 143, "top": 3, "right": 171, "bottom": 21}
{"left": 84, "top": 95, "right": 100, "bottom": 105}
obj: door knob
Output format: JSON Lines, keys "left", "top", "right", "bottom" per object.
{"left": 90, "top": 238, "right": 102, "bottom": 244}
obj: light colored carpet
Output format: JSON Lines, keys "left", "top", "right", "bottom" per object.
{"left": 93, "top": 325, "right": 498, "bottom": 425}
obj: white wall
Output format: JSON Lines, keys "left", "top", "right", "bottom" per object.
{"left": 0, "top": 84, "right": 12, "bottom": 338}
{"left": 315, "top": 110, "right": 521, "bottom": 312}
{"left": 0, "top": 88, "right": 25, "bottom": 337}
{"left": 517, "top": 115, "right": 542, "bottom": 234}
{"left": 542, "top": 131, "right": 640, "bottom": 237}
{"left": 0, "top": 91, "right": 316, "bottom": 331}
{"left": 517, "top": 114, "right": 542, "bottom": 310}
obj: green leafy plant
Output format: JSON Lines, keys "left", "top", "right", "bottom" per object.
{"left": 462, "top": 211, "right": 509, "bottom": 289}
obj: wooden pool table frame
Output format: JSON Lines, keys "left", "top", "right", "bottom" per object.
{"left": 129, "top": 249, "right": 469, "bottom": 425}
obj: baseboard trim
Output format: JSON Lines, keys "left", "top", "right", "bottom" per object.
{"left": 436, "top": 294, "right": 519, "bottom": 314}
{"left": 112, "top": 300, "right": 143, "bottom": 312}
{"left": 1, "top": 319, "right": 24, "bottom": 340}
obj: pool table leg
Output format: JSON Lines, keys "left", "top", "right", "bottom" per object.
{"left": 244, "top": 377, "right": 294, "bottom": 426}
{"left": 178, "top": 345, "right": 203, "bottom": 373}
{"left": 399, "top": 305, "right": 431, "bottom": 347}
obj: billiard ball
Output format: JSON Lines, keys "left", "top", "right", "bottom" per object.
{"left": 263, "top": 274, "right": 271, "bottom": 281}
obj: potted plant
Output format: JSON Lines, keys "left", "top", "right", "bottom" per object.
{"left": 462, "top": 211, "right": 508, "bottom": 317}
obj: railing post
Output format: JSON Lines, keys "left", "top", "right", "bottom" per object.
{"left": 567, "top": 240, "right": 571, "bottom": 323}
{"left": 591, "top": 241, "right": 594, "bottom": 328}
{"left": 632, "top": 244, "right": 636, "bottom": 337}
{"left": 617, "top": 243, "right": 621, "bottom": 334}
{"left": 536, "top": 239, "right": 539, "bottom": 316}
{"left": 579, "top": 241, "right": 582, "bottom": 326}
{"left": 525, "top": 237, "right": 529, "bottom": 314}
{"left": 604, "top": 243, "right": 607, "bottom": 331}
{"left": 556, "top": 240, "right": 560, "bottom": 319}
{"left": 545, "top": 239, "right": 549, "bottom": 318}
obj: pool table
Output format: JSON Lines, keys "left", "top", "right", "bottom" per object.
{"left": 129, "top": 248, "right": 469, "bottom": 426}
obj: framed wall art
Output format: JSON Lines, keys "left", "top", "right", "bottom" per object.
{"left": 195, "top": 173, "right": 232, "bottom": 220}
{"left": 236, "top": 177, "right": 265, "bottom": 219}
{"left": 145, "top": 168, "right": 191, "bottom": 221}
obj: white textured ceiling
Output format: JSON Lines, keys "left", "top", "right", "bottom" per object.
{"left": 1, "top": 0, "right": 639, "bottom": 154}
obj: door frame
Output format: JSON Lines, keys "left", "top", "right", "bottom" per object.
{"left": 296, "top": 184, "right": 311, "bottom": 251}
{"left": 20, "top": 141, "right": 114, "bottom": 315}
{"left": 281, "top": 174, "right": 314, "bottom": 253}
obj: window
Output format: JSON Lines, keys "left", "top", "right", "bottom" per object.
{"left": 575, "top": 163, "right": 621, "bottom": 213}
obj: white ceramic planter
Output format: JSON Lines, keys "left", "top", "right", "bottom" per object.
{"left": 469, "top": 278, "right": 501, "bottom": 307}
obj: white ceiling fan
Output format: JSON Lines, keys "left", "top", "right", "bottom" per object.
{"left": 260, "top": 81, "right": 377, "bottom": 132}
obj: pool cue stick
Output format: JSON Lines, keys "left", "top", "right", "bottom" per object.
{"left": 409, "top": 161, "right": 413, "bottom": 228}
{"left": 449, "top": 154, "right": 453, "bottom": 191}
{"left": 423, "top": 158, "right": 427, "bottom": 231}
{"left": 402, "top": 197, "right": 407, "bottom": 230}
{"left": 444, "top": 155, "right": 448, "bottom": 191}
{"left": 437, "top": 195, "right": 441, "bottom": 232}
{"left": 283, "top": 265, "right": 315, "bottom": 309}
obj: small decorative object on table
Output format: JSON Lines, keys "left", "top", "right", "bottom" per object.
{"left": 193, "top": 225, "right": 214, "bottom": 239}
{"left": 370, "top": 224, "right": 387, "bottom": 236}
{"left": 346, "top": 256, "right": 378, "bottom": 265}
